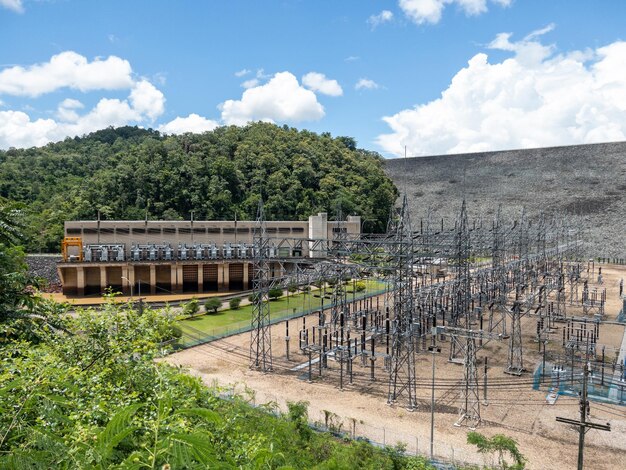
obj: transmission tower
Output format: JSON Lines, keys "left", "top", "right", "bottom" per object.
{"left": 250, "top": 199, "right": 273, "bottom": 372}
{"left": 505, "top": 301, "right": 524, "bottom": 375}
{"left": 388, "top": 194, "right": 417, "bottom": 410}
{"left": 456, "top": 335, "right": 481, "bottom": 428}
{"left": 449, "top": 200, "right": 470, "bottom": 362}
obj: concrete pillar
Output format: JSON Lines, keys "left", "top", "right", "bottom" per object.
{"left": 243, "top": 263, "right": 249, "bottom": 290}
{"left": 176, "top": 264, "right": 183, "bottom": 294}
{"left": 150, "top": 265, "right": 156, "bottom": 295}
{"left": 128, "top": 265, "right": 136, "bottom": 294}
{"left": 198, "top": 264, "right": 204, "bottom": 293}
{"left": 122, "top": 265, "right": 129, "bottom": 295}
{"left": 76, "top": 266, "right": 85, "bottom": 296}
{"left": 170, "top": 265, "right": 178, "bottom": 294}
{"left": 100, "top": 266, "right": 107, "bottom": 294}
{"left": 219, "top": 263, "right": 230, "bottom": 292}
{"left": 217, "top": 262, "right": 224, "bottom": 291}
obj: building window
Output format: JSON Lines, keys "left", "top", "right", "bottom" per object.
{"left": 292, "top": 227, "right": 305, "bottom": 233}
{"left": 67, "top": 228, "right": 81, "bottom": 235}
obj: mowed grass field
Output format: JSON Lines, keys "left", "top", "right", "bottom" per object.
{"left": 178, "top": 279, "right": 387, "bottom": 347}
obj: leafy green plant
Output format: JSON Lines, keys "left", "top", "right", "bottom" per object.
{"left": 467, "top": 431, "right": 526, "bottom": 469}
{"left": 182, "top": 297, "right": 200, "bottom": 317}
{"left": 229, "top": 297, "right": 242, "bottom": 309}
{"left": 268, "top": 287, "right": 283, "bottom": 301}
{"left": 204, "top": 297, "right": 222, "bottom": 314}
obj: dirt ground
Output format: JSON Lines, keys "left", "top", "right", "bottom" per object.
{"left": 166, "top": 264, "right": 626, "bottom": 469}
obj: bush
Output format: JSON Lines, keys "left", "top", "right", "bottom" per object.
{"left": 182, "top": 297, "right": 200, "bottom": 317}
{"left": 355, "top": 281, "right": 366, "bottom": 292}
{"left": 248, "top": 293, "right": 260, "bottom": 303}
{"left": 268, "top": 287, "right": 283, "bottom": 300}
{"left": 204, "top": 297, "right": 222, "bottom": 314}
{"left": 229, "top": 297, "right": 242, "bottom": 310}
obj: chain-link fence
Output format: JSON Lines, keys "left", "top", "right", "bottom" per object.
{"left": 177, "top": 286, "right": 388, "bottom": 349}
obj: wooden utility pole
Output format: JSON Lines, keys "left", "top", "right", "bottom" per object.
{"left": 556, "top": 361, "right": 610, "bottom": 469}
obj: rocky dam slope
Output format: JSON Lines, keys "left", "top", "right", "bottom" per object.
{"left": 384, "top": 141, "right": 626, "bottom": 258}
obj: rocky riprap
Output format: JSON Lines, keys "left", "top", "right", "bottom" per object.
{"left": 385, "top": 141, "right": 626, "bottom": 258}
{"left": 26, "top": 254, "right": 62, "bottom": 292}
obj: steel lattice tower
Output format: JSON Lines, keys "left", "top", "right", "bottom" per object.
{"left": 456, "top": 336, "right": 481, "bottom": 428}
{"left": 505, "top": 301, "right": 524, "bottom": 375}
{"left": 250, "top": 200, "right": 273, "bottom": 372}
{"left": 450, "top": 200, "right": 471, "bottom": 361}
{"left": 387, "top": 194, "right": 417, "bottom": 410}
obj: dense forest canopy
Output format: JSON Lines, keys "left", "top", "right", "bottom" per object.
{"left": 0, "top": 123, "right": 398, "bottom": 252}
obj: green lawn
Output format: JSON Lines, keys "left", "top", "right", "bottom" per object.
{"left": 178, "top": 279, "right": 387, "bottom": 347}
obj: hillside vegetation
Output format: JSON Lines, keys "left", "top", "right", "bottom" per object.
{"left": 385, "top": 142, "right": 626, "bottom": 257}
{"left": 0, "top": 123, "right": 397, "bottom": 252}
{"left": 0, "top": 250, "right": 433, "bottom": 469}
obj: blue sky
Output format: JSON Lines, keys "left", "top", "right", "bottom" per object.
{"left": 1, "top": 0, "right": 626, "bottom": 157}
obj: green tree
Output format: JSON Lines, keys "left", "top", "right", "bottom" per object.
{"left": 229, "top": 297, "right": 242, "bottom": 309}
{"left": 204, "top": 297, "right": 222, "bottom": 314}
{"left": 268, "top": 287, "right": 283, "bottom": 301}
{"left": 182, "top": 297, "right": 200, "bottom": 317}
{"left": 467, "top": 431, "right": 526, "bottom": 469}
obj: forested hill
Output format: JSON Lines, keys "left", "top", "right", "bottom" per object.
{"left": 0, "top": 123, "right": 398, "bottom": 252}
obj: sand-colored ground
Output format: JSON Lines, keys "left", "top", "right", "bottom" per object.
{"left": 166, "top": 264, "right": 626, "bottom": 469}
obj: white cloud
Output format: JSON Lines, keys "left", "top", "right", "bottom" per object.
{"left": 0, "top": 51, "right": 168, "bottom": 149}
{"left": 235, "top": 69, "right": 251, "bottom": 77}
{"left": 368, "top": 10, "right": 394, "bottom": 28}
{"left": 220, "top": 71, "right": 324, "bottom": 125}
{"left": 345, "top": 56, "right": 360, "bottom": 62}
{"left": 159, "top": 113, "right": 220, "bottom": 134}
{"left": 0, "top": 0, "right": 23, "bottom": 13}
{"left": 0, "top": 51, "right": 133, "bottom": 97}
{"left": 355, "top": 78, "right": 380, "bottom": 90}
{"left": 302, "top": 72, "right": 343, "bottom": 96}
{"left": 376, "top": 33, "right": 626, "bottom": 157}
{"left": 129, "top": 80, "right": 165, "bottom": 121}
{"left": 241, "top": 78, "right": 260, "bottom": 89}
{"left": 399, "top": 0, "right": 511, "bottom": 25}
{"left": 56, "top": 98, "right": 84, "bottom": 122}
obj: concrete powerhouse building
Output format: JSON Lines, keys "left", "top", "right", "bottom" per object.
{"left": 58, "top": 213, "right": 361, "bottom": 296}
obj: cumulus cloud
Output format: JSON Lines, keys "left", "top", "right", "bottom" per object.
{"left": 158, "top": 113, "right": 219, "bottom": 134}
{"left": 235, "top": 69, "right": 251, "bottom": 77}
{"left": 0, "top": 0, "right": 23, "bottom": 13}
{"left": 377, "top": 32, "right": 626, "bottom": 157}
{"left": 302, "top": 72, "right": 343, "bottom": 96}
{"left": 0, "top": 52, "right": 167, "bottom": 149}
{"left": 0, "top": 51, "right": 133, "bottom": 97}
{"left": 355, "top": 78, "right": 380, "bottom": 90}
{"left": 368, "top": 10, "right": 393, "bottom": 28}
{"left": 129, "top": 80, "right": 165, "bottom": 121}
{"left": 220, "top": 71, "right": 324, "bottom": 125}
{"left": 399, "top": 0, "right": 511, "bottom": 25}
{"left": 56, "top": 98, "right": 84, "bottom": 122}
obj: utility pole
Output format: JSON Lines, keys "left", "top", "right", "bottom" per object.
{"left": 428, "top": 343, "right": 441, "bottom": 461}
{"left": 556, "top": 361, "right": 610, "bottom": 470}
